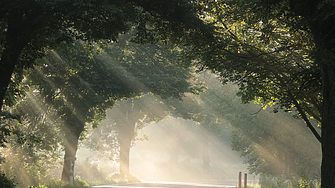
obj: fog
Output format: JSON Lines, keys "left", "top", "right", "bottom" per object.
{"left": 130, "top": 118, "right": 246, "bottom": 180}
{"left": 0, "top": 64, "right": 319, "bottom": 187}
{"left": 74, "top": 117, "right": 248, "bottom": 182}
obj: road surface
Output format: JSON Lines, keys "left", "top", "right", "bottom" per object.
{"left": 91, "top": 180, "right": 238, "bottom": 188}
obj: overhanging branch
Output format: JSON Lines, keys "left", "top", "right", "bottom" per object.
{"left": 287, "top": 90, "right": 322, "bottom": 143}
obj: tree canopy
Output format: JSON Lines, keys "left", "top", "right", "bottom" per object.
{"left": 0, "top": 1, "right": 212, "bottom": 183}
{"left": 181, "top": 0, "right": 321, "bottom": 141}
{"left": 177, "top": 0, "right": 333, "bottom": 187}
{"left": 2, "top": 0, "right": 335, "bottom": 187}
{"left": 0, "top": 0, "right": 212, "bottom": 115}
{"left": 25, "top": 31, "right": 197, "bottom": 183}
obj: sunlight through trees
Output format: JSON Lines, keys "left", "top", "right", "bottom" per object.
{"left": 0, "top": 0, "right": 333, "bottom": 187}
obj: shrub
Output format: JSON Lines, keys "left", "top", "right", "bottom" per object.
{"left": 0, "top": 173, "right": 15, "bottom": 188}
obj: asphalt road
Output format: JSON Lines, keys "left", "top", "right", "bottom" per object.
{"left": 91, "top": 180, "right": 238, "bottom": 188}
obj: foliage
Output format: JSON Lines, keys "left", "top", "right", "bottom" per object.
{"left": 229, "top": 106, "right": 321, "bottom": 177}
{"left": 259, "top": 173, "right": 320, "bottom": 188}
{"left": 109, "top": 173, "right": 140, "bottom": 183}
{"left": 27, "top": 40, "right": 117, "bottom": 182}
{"left": 260, "top": 175, "right": 292, "bottom": 188}
{"left": 0, "top": 0, "right": 212, "bottom": 113}
{"left": 151, "top": 72, "right": 238, "bottom": 171}
{"left": 180, "top": 0, "right": 322, "bottom": 143}
{"left": 74, "top": 156, "right": 118, "bottom": 184}
{"left": 164, "top": 72, "right": 229, "bottom": 136}
{"left": 0, "top": 89, "right": 62, "bottom": 188}
{"left": 78, "top": 33, "right": 198, "bottom": 176}
{"left": 0, "top": 172, "right": 16, "bottom": 188}
{"left": 0, "top": 91, "right": 63, "bottom": 188}
{"left": 26, "top": 30, "right": 197, "bottom": 182}
{"left": 83, "top": 94, "right": 165, "bottom": 158}
{"left": 247, "top": 183, "right": 261, "bottom": 188}
{"left": 0, "top": 4, "right": 213, "bottom": 184}
{"left": 0, "top": 114, "right": 21, "bottom": 148}
{"left": 174, "top": 72, "right": 321, "bottom": 178}
{"left": 179, "top": 0, "right": 335, "bottom": 186}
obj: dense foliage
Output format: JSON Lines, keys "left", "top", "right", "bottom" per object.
{"left": 175, "top": 1, "right": 334, "bottom": 186}
{"left": 1, "top": 0, "right": 335, "bottom": 187}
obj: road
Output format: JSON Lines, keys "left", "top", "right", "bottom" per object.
{"left": 91, "top": 180, "right": 238, "bottom": 188}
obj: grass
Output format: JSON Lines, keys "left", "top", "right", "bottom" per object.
{"left": 247, "top": 183, "right": 261, "bottom": 188}
{"left": 27, "top": 173, "right": 141, "bottom": 188}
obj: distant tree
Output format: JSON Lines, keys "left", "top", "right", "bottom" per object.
{"left": 163, "top": 72, "right": 230, "bottom": 171}
{"left": 229, "top": 108, "right": 321, "bottom": 178}
{"left": 83, "top": 96, "right": 161, "bottom": 172}
{"left": 28, "top": 32, "right": 195, "bottom": 182}
{"left": 81, "top": 33, "right": 199, "bottom": 177}
{"left": 149, "top": 117, "right": 203, "bottom": 175}
{"left": 192, "top": 73, "right": 320, "bottom": 178}
{"left": 111, "top": 95, "right": 167, "bottom": 177}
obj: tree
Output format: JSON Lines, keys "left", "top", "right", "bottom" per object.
{"left": 0, "top": 89, "right": 63, "bottom": 187}
{"left": 183, "top": 0, "right": 320, "bottom": 140}
{"left": 177, "top": 0, "right": 335, "bottom": 186}
{"left": 0, "top": 2, "right": 213, "bottom": 183}
{"left": 81, "top": 33, "right": 199, "bottom": 177}
{"left": 95, "top": 34, "right": 201, "bottom": 177}
{"left": 229, "top": 109, "right": 321, "bottom": 178}
{"left": 28, "top": 31, "right": 196, "bottom": 183}
{"left": 175, "top": 72, "right": 320, "bottom": 179}
{"left": 106, "top": 95, "right": 167, "bottom": 177}
{"left": 270, "top": 2, "right": 335, "bottom": 186}
{"left": 163, "top": 72, "right": 232, "bottom": 171}
{"left": 28, "top": 42, "right": 118, "bottom": 183}
{"left": 0, "top": 0, "right": 212, "bottom": 116}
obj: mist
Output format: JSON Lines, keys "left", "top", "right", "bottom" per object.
{"left": 74, "top": 117, "right": 247, "bottom": 182}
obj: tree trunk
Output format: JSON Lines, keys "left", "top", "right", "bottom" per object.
{"left": 310, "top": 13, "right": 335, "bottom": 187}
{"left": 61, "top": 133, "right": 79, "bottom": 183}
{"left": 0, "top": 11, "right": 32, "bottom": 114}
{"left": 0, "top": 35, "right": 26, "bottom": 113}
{"left": 61, "top": 124, "right": 83, "bottom": 183}
{"left": 119, "top": 137, "right": 132, "bottom": 176}
{"left": 288, "top": 1, "right": 335, "bottom": 186}
{"left": 118, "top": 122, "right": 136, "bottom": 176}
{"left": 0, "top": 48, "right": 19, "bottom": 112}
{"left": 320, "top": 63, "right": 335, "bottom": 188}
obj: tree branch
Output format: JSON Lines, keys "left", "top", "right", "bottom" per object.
{"left": 286, "top": 89, "right": 322, "bottom": 143}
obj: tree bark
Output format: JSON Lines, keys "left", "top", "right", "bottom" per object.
{"left": 118, "top": 122, "right": 136, "bottom": 176}
{"left": 119, "top": 137, "right": 132, "bottom": 176}
{"left": 309, "top": 9, "right": 335, "bottom": 187}
{"left": 0, "top": 48, "right": 20, "bottom": 112}
{"left": 61, "top": 123, "right": 84, "bottom": 183}
{"left": 287, "top": 1, "right": 335, "bottom": 185}
{"left": 320, "top": 63, "right": 335, "bottom": 188}
{"left": 0, "top": 31, "right": 27, "bottom": 113}
{"left": 0, "top": 10, "right": 33, "bottom": 114}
